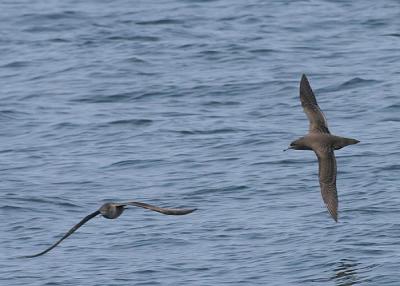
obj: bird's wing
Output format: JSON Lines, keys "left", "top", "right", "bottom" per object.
{"left": 315, "top": 148, "right": 338, "bottom": 222}
{"left": 23, "top": 210, "right": 100, "bottom": 258}
{"left": 300, "top": 74, "right": 330, "bottom": 134}
{"left": 118, "top": 201, "right": 196, "bottom": 215}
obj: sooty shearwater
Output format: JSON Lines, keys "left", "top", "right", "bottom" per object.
{"left": 23, "top": 201, "right": 196, "bottom": 258}
{"left": 285, "top": 74, "right": 359, "bottom": 222}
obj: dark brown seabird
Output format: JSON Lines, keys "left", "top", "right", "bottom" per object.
{"left": 286, "top": 74, "right": 359, "bottom": 222}
{"left": 23, "top": 201, "right": 196, "bottom": 258}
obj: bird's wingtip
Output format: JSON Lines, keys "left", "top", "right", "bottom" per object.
{"left": 330, "top": 211, "right": 338, "bottom": 223}
{"left": 300, "top": 74, "right": 311, "bottom": 89}
{"left": 19, "top": 252, "right": 43, "bottom": 259}
{"left": 325, "top": 202, "right": 338, "bottom": 223}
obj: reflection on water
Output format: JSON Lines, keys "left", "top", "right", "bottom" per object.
{"left": 333, "top": 259, "right": 359, "bottom": 286}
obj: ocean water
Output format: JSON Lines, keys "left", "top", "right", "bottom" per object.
{"left": 1, "top": 0, "right": 399, "bottom": 285}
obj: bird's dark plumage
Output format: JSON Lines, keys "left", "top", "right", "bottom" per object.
{"left": 316, "top": 148, "right": 338, "bottom": 222}
{"left": 300, "top": 74, "right": 330, "bottom": 134}
{"left": 287, "top": 74, "right": 359, "bottom": 222}
{"left": 117, "top": 201, "right": 196, "bottom": 215}
{"left": 23, "top": 201, "right": 196, "bottom": 258}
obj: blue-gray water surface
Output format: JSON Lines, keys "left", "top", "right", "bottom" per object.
{"left": 1, "top": 1, "right": 399, "bottom": 285}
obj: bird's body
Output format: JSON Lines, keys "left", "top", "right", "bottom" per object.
{"left": 287, "top": 74, "right": 359, "bottom": 222}
{"left": 23, "top": 201, "right": 196, "bottom": 258}
{"left": 292, "top": 133, "right": 358, "bottom": 151}
{"left": 99, "top": 203, "right": 124, "bottom": 219}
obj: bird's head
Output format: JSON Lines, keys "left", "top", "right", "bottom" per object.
{"left": 284, "top": 138, "right": 305, "bottom": 151}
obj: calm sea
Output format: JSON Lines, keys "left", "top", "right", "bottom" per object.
{"left": 1, "top": 0, "right": 399, "bottom": 285}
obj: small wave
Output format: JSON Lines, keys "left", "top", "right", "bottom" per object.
{"left": 23, "top": 25, "right": 64, "bottom": 33}
{"left": 248, "top": 48, "right": 277, "bottom": 55}
{"left": 48, "top": 38, "right": 70, "bottom": 43}
{"left": 198, "top": 50, "right": 221, "bottom": 56}
{"left": 0, "top": 109, "right": 28, "bottom": 119}
{"left": 250, "top": 158, "right": 315, "bottom": 166}
{"left": 202, "top": 101, "right": 240, "bottom": 107}
{"left": 136, "top": 72, "right": 160, "bottom": 77}
{"left": 107, "top": 35, "right": 160, "bottom": 42}
{"left": 74, "top": 90, "right": 168, "bottom": 103}
{"left": 319, "top": 77, "right": 380, "bottom": 93}
{"left": 177, "top": 43, "right": 197, "bottom": 49}
{"left": 203, "top": 157, "right": 239, "bottom": 163}
{"left": 1, "top": 61, "right": 30, "bottom": 68}
{"left": 185, "top": 0, "right": 217, "bottom": 2}
{"left": 176, "top": 128, "right": 244, "bottom": 135}
{"left": 381, "top": 103, "right": 400, "bottom": 116}
{"left": 189, "top": 185, "right": 249, "bottom": 196}
{"left": 362, "top": 18, "right": 387, "bottom": 27}
{"left": 376, "top": 164, "right": 400, "bottom": 171}
{"left": 338, "top": 77, "right": 380, "bottom": 90}
{"left": 108, "top": 119, "right": 153, "bottom": 126}
{"left": 381, "top": 117, "right": 400, "bottom": 122}
{"left": 0, "top": 205, "right": 27, "bottom": 211}
{"left": 51, "top": 122, "right": 80, "bottom": 129}
{"left": 6, "top": 196, "right": 81, "bottom": 208}
{"left": 135, "top": 19, "right": 184, "bottom": 25}
{"left": 383, "top": 33, "right": 400, "bottom": 37}
{"left": 73, "top": 92, "right": 134, "bottom": 103}
{"left": 108, "top": 159, "right": 165, "bottom": 168}
{"left": 22, "top": 11, "right": 83, "bottom": 21}
{"left": 384, "top": 103, "right": 400, "bottom": 109}
{"left": 126, "top": 57, "right": 148, "bottom": 63}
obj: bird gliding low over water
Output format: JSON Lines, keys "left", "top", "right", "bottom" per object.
{"left": 23, "top": 201, "right": 196, "bottom": 258}
{"left": 286, "top": 74, "right": 359, "bottom": 222}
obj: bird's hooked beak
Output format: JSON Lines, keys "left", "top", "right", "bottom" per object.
{"left": 283, "top": 146, "right": 294, "bottom": 152}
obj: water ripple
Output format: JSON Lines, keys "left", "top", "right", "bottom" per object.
{"left": 1, "top": 0, "right": 399, "bottom": 285}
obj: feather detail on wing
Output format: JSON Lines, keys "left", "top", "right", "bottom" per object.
{"left": 23, "top": 210, "right": 100, "bottom": 258}
{"left": 315, "top": 148, "right": 338, "bottom": 222}
{"left": 300, "top": 74, "right": 330, "bottom": 134}
{"left": 119, "top": 201, "right": 196, "bottom": 215}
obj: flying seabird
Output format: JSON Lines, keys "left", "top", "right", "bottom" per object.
{"left": 23, "top": 201, "right": 196, "bottom": 258}
{"left": 285, "top": 74, "right": 359, "bottom": 222}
